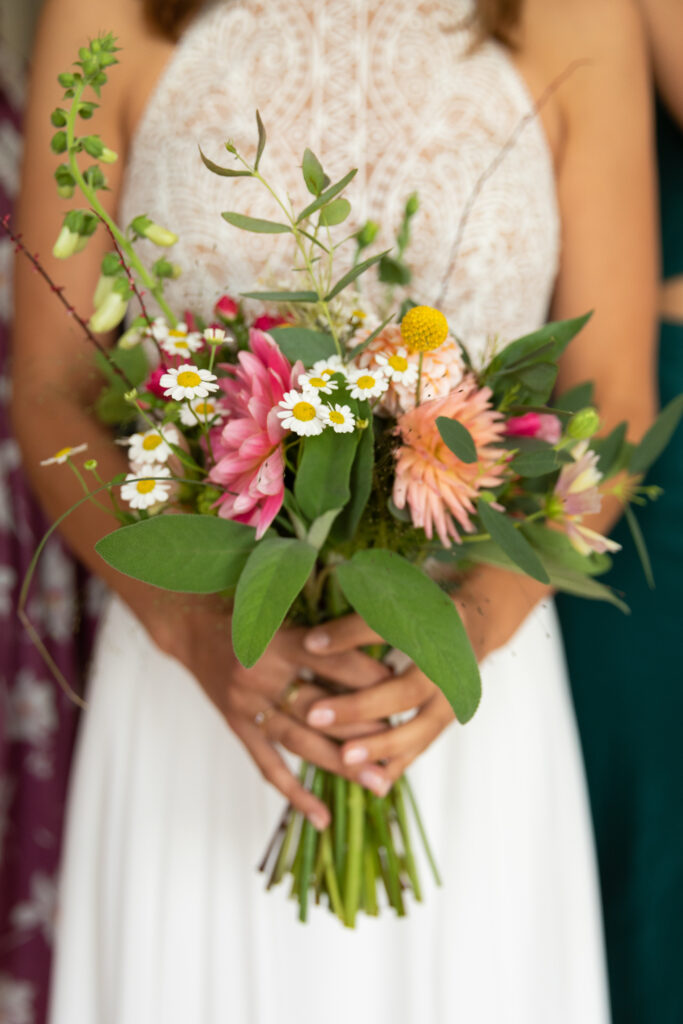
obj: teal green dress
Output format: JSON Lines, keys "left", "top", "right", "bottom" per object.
{"left": 557, "top": 100, "right": 683, "bottom": 1024}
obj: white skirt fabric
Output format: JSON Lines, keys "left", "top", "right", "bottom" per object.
{"left": 49, "top": 596, "right": 610, "bottom": 1024}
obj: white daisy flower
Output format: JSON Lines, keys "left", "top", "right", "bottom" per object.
{"left": 179, "top": 397, "right": 228, "bottom": 427}
{"left": 374, "top": 348, "right": 418, "bottom": 386}
{"left": 298, "top": 371, "right": 339, "bottom": 396}
{"left": 321, "top": 403, "right": 356, "bottom": 434}
{"left": 159, "top": 325, "right": 203, "bottom": 358}
{"left": 120, "top": 465, "right": 172, "bottom": 510}
{"left": 159, "top": 363, "right": 219, "bottom": 401}
{"left": 126, "top": 424, "right": 178, "bottom": 465}
{"left": 277, "top": 390, "right": 326, "bottom": 436}
{"left": 40, "top": 443, "right": 88, "bottom": 466}
{"left": 310, "top": 356, "right": 346, "bottom": 379}
{"left": 204, "top": 326, "right": 227, "bottom": 345}
{"left": 347, "top": 368, "right": 389, "bottom": 401}
{"left": 149, "top": 316, "right": 172, "bottom": 343}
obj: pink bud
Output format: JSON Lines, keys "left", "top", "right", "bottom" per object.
{"left": 214, "top": 295, "right": 239, "bottom": 322}
{"left": 506, "top": 412, "right": 562, "bottom": 445}
{"left": 183, "top": 310, "right": 198, "bottom": 333}
{"left": 252, "top": 314, "right": 290, "bottom": 332}
{"left": 145, "top": 364, "right": 172, "bottom": 399}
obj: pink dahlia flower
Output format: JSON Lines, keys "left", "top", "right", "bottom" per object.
{"left": 351, "top": 323, "right": 465, "bottom": 416}
{"left": 552, "top": 441, "right": 621, "bottom": 555}
{"left": 209, "top": 329, "right": 302, "bottom": 538}
{"left": 393, "top": 375, "right": 507, "bottom": 547}
{"left": 506, "top": 411, "right": 562, "bottom": 445}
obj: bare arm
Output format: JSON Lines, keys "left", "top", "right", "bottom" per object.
{"left": 637, "top": 0, "right": 683, "bottom": 129}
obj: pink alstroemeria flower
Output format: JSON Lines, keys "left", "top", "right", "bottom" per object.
{"left": 209, "top": 329, "right": 302, "bottom": 539}
{"left": 552, "top": 441, "right": 622, "bottom": 556}
{"left": 506, "top": 411, "right": 562, "bottom": 445}
{"left": 252, "top": 314, "right": 291, "bottom": 332}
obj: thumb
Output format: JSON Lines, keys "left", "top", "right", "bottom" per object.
{"left": 304, "top": 614, "right": 383, "bottom": 655}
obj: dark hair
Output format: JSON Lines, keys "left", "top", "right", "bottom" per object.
{"left": 143, "top": 0, "right": 523, "bottom": 44}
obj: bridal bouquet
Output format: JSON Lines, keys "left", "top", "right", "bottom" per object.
{"left": 17, "top": 34, "right": 682, "bottom": 925}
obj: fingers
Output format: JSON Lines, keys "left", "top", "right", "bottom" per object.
{"left": 274, "top": 629, "right": 391, "bottom": 690}
{"left": 303, "top": 613, "right": 383, "bottom": 656}
{"left": 281, "top": 682, "right": 389, "bottom": 740}
{"left": 227, "top": 712, "right": 331, "bottom": 829}
{"left": 306, "top": 670, "right": 437, "bottom": 727}
{"left": 338, "top": 697, "right": 446, "bottom": 767}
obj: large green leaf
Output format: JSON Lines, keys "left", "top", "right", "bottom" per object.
{"left": 330, "top": 417, "right": 374, "bottom": 542}
{"left": 484, "top": 313, "right": 592, "bottom": 380}
{"left": 336, "top": 550, "right": 481, "bottom": 723}
{"left": 294, "top": 421, "right": 360, "bottom": 522}
{"left": 436, "top": 417, "right": 477, "bottom": 464}
{"left": 629, "top": 393, "right": 683, "bottom": 475}
{"left": 519, "top": 522, "right": 611, "bottom": 577}
{"left": 269, "top": 327, "right": 338, "bottom": 367}
{"left": 509, "top": 448, "right": 566, "bottom": 477}
{"left": 477, "top": 501, "right": 549, "bottom": 584}
{"left": 324, "top": 250, "right": 390, "bottom": 301}
{"left": 222, "top": 211, "right": 291, "bottom": 234}
{"left": 95, "top": 514, "right": 257, "bottom": 593}
{"left": 232, "top": 538, "right": 317, "bottom": 666}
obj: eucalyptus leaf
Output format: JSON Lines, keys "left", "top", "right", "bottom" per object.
{"left": 510, "top": 449, "right": 564, "bottom": 477}
{"left": 484, "top": 313, "right": 592, "bottom": 380}
{"left": 629, "top": 393, "right": 683, "bottom": 475}
{"left": 515, "top": 362, "right": 557, "bottom": 402}
{"left": 554, "top": 381, "right": 594, "bottom": 414}
{"left": 269, "top": 327, "right": 338, "bottom": 367}
{"left": 477, "top": 501, "right": 549, "bottom": 584}
{"left": 593, "top": 421, "right": 627, "bottom": 476}
{"left": 436, "top": 416, "right": 477, "bottom": 464}
{"left": 302, "top": 148, "right": 326, "bottom": 196}
{"left": 255, "top": 110, "right": 266, "bottom": 171}
{"left": 222, "top": 211, "right": 292, "bottom": 234}
{"left": 325, "top": 250, "right": 390, "bottom": 302}
{"left": 378, "top": 255, "right": 412, "bottom": 286}
{"left": 624, "top": 504, "right": 655, "bottom": 589}
{"left": 297, "top": 169, "right": 357, "bottom": 223}
{"left": 335, "top": 550, "right": 481, "bottom": 723}
{"left": 347, "top": 315, "right": 394, "bottom": 360}
{"left": 319, "top": 198, "right": 351, "bottom": 226}
{"left": 519, "top": 523, "right": 611, "bottom": 577}
{"left": 240, "top": 289, "right": 319, "bottom": 303}
{"left": 330, "top": 418, "right": 374, "bottom": 542}
{"left": 198, "top": 146, "right": 252, "bottom": 178}
{"left": 232, "top": 538, "right": 317, "bottom": 667}
{"left": 95, "top": 514, "right": 257, "bottom": 593}
{"left": 295, "top": 423, "right": 360, "bottom": 522}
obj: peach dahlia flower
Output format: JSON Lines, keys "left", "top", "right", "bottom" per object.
{"left": 393, "top": 375, "right": 507, "bottom": 547}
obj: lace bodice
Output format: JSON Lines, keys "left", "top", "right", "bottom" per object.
{"left": 120, "top": 0, "right": 560, "bottom": 365}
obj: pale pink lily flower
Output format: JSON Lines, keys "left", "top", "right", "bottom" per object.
{"left": 393, "top": 375, "right": 507, "bottom": 547}
{"left": 552, "top": 441, "right": 621, "bottom": 556}
{"left": 506, "top": 411, "right": 562, "bottom": 445}
{"left": 209, "top": 329, "right": 303, "bottom": 539}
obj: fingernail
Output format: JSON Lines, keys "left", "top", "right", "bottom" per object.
{"left": 308, "top": 811, "right": 329, "bottom": 831}
{"left": 343, "top": 746, "right": 368, "bottom": 766}
{"left": 305, "top": 630, "right": 329, "bottom": 652}
{"left": 307, "top": 707, "right": 335, "bottom": 727}
{"left": 359, "top": 768, "right": 391, "bottom": 797}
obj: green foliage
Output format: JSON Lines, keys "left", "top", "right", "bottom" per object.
{"left": 198, "top": 146, "right": 252, "bottom": 178}
{"left": 268, "top": 327, "right": 337, "bottom": 366}
{"left": 240, "top": 289, "right": 319, "bottom": 303}
{"left": 378, "top": 255, "right": 411, "bottom": 286}
{"left": 255, "top": 110, "right": 267, "bottom": 171}
{"left": 297, "top": 169, "right": 357, "bottom": 223}
{"left": 302, "top": 148, "right": 327, "bottom": 196}
{"left": 477, "top": 500, "right": 549, "bottom": 583}
{"left": 336, "top": 550, "right": 481, "bottom": 722}
{"left": 325, "top": 250, "right": 389, "bottom": 302}
{"left": 330, "top": 417, "right": 374, "bottom": 542}
{"left": 629, "top": 393, "right": 683, "bottom": 475}
{"left": 519, "top": 522, "right": 611, "bottom": 576}
{"left": 623, "top": 505, "right": 655, "bottom": 589}
{"left": 509, "top": 448, "right": 569, "bottom": 477}
{"left": 436, "top": 417, "right": 477, "bottom": 464}
{"left": 232, "top": 538, "right": 317, "bottom": 666}
{"left": 553, "top": 381, "right": 595, "bottom": 413}
{"left": 222, "top": 211, "right": 291, "bottom": 234}
{"left": 592, "top": 421, "right": 627, "bottom": 476}
{"left": 319, "top": 198, "right": 351, "bottom": 226}
{"left": 96, "top": 514, "right": 257, "bottom": 593}
{"left": 294, "top": 413, "right": 360, "bottom": 522}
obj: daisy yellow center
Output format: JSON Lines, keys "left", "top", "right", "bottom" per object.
{"left": 388, "top": 354, "right": 409, "bottom": 372}
{"left": 320, "top": 368, "right": 335, "bottom": 377}
{"left": 400, "top": 305, "right": 449, "bottom": 353}
{"left": 142, "top": 435, "right": 163, "bottom": 451}
{"left": 54, "top": 447, "right": 72, "bottom": 459}
{"left": 168, "top": 329, "right": 187, "bottom": 338}
{"left": 177, "top": 370, "right": 201, "bottom": 388}
{"left": 308, "top": 377, "right": 328, "bottom": 388}
{"left": 136, "top": 480, "right": 156, "bottom": 494}
{"left": 195, "top": 402, "right": 214, "bottom": 415}
{"left": 356, "top": 375, "right": 376, "bottom": 390}
{"left": 328, "top": 409, "right": 346, "bottom": 425}
{"left": 292, "top": 401, "right": 317, "bottom": 422}
{"left": 173, "top": 340, "right": 189, "bottom": 349}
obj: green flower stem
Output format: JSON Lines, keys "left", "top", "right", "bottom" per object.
{"left": 320, "top": 828, "right": 345, "bottom": 921}
{"left": 415, "top": 352, "right": 424, "bottom": 407}
{"left": 65, "top": 79, "right": 177, "bottom": 327}
{"left": 362, "top": 835, "right": 379, "bottom": 916}
{"left": 333, "top": 774, "right": 347, "bottom": 879}
{"left": 266, "top": 807, "right": 300, "bottom": 890}
{"left": 369, "top": 793, "right": 405, "bottom": 916}
{"left": 462, "top": 507, "right": 546, "bottom": 545}
{"left": 392, "top": 782, "right": 422, "bottom": 902}
{"left": 130, "top": 400, "right": 204, "bottom": 475}
{"left": 66, "top": 458, "right": 118, "bottom": 518}
{"left": 401, "top": 776, "right": 442, "bottom": 887}
{"left": 343, "top": 781, "right": 365, "bottom": 928}
{"left": 87, "top": 462, "right": 128, "bottom": 522}
{"left": 297, "top": 768, "right": 325, "bottom": 922}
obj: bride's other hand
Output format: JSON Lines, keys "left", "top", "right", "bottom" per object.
{"left": 149, "top": 596, "right": 394, "bottom": 827}
{"left": 302, "top": 566, "right": 550, "bottom": 789}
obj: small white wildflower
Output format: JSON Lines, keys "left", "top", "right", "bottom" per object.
{"left": 204, "top": 326, "right": 227, "bottom": 345}
{"left": 321, "top": 403, "right": 356, "bottom": 434}
{"left": 120, "top": 465, "right": 172, "bottom": 510}
{"left": 298, "top": 371, "right": 339, "bottom": 396}
{"left": 310, "top": 356, "right": 346, "bottom": 379}
{"left": 126, "top": 424, "right": 178, "bottom": 465}
{"left": 159, "top": 363, "right": 219, "bottom": 401}
{"left": 179, "top": 397, "right": 227, "bottom": 427}
{"left": 159, "top": 325, "right": 203, "bottom": 358}
{"left": 277, "top": 390, "right": 326, "bottom": 436}
{"left": 374, "top": 348, "right": 418, "bottom": 386}
{"left": 40, "top": 443, "right": 88, "bottom": 466}
{"left": 347, "top": 368, "right": 389, "bottom": 401}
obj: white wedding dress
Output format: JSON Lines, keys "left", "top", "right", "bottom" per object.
{"left": 49, "top": 2, "right": 611, "bottom": 1022}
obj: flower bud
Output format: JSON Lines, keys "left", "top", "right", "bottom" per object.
{"left": 89, "top": 280, "right": 131, "bottom": 333}
{"left": 356, "top": 220, "right": 379, "bottom": 249}
{"left": 53, "top": 226, "right": 82, "bottom": 259}
{"left": 144, "top": 223, "right": 178, "bottom": 247}
{"left": 405, "top": 192, "right": 419, "bottom": 217}
{"left": 56, "top": 182, "right": 75, "bottom": 199}
{"left": 84, "top": 459, "right": 98, "bottom": 471}
{"left": 93, "top": 273, "right": 116, "bottom": 309}
{"left": 567, "top": 407, "right": 601, "bottom": 441}
{"left": 214, "top": 294, "right": 239, "bottom": 322}
{"left": 100, "top": 147, "right": 118, "bottom": 164}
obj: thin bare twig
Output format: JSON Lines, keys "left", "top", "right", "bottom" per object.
{"left": 434, "top": 59, "right": 589, "bottom": 310}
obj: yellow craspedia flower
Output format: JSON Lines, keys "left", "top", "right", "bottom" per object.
{"left": 400, "top": 305, "right": 449, "bottom": 353}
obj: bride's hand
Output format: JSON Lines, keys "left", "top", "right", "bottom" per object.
{"left": 301, "top": 566, "right": 551, "bottom": 790}
{"left": 146, "top": 595, "right": 393, "bottom": 828}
